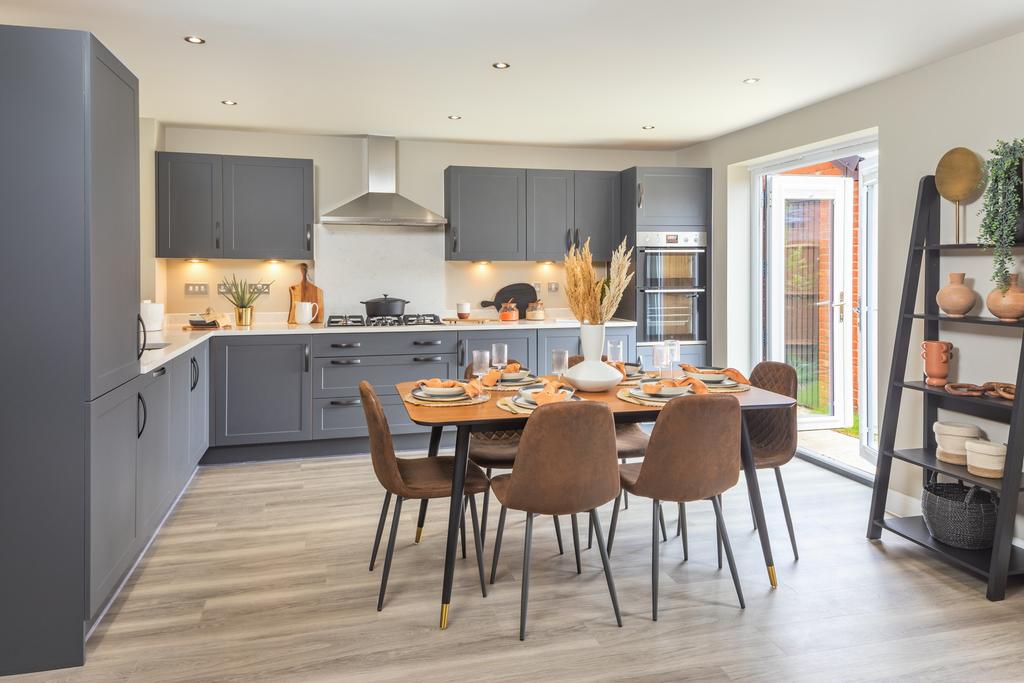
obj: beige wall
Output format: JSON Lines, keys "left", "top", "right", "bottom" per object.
{"left": 675, "top": 31, "right": 1024, "bottom": 524}
{"left": 157, "top": 128, "right": 670, "bottom": 316}
{"left": 139, "top": 118, "right": 164, "bottom": 302}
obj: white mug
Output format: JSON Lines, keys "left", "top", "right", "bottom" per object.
{"left": 456, "top": 302, "right": 471, "bottom": 319}
{"left": 293, "top": 301, "right": 319, "bottom": 325}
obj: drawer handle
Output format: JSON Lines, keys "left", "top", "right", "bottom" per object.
{"left": 413, "top": 356, "right": 443, "bottom": 362}
{"left": 330, "top": 359, "right": 361, "bottom": 365}
{"left": 190, "top": 357, "right": 199, "bottom": 391}
{"left": 412, "top": 340, "right": 443, "bottom": 346}
{"left": 152, "top": 367, "right": 166, "bottom": 378}
{"left": 137, "top": 393, "right": 147, "bottom": 438}
{"left": 330, "top": 399, "right": 362, "bottom": 407}
{"left": 331, "top": 342, "right": 361, "bottom": 349}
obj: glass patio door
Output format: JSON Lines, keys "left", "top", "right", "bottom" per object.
{"left": 767, "top": 175, "right": 854, "bottom": 430}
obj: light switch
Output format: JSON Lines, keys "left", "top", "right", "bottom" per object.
{"left": 185, "top": 283, "right": 209, "bottom": 296}
{"left": 547, "top": 282, "right": 559, "bottom": 293}
{"left": 532, "top": 282, "right": 542, "bottom": 293}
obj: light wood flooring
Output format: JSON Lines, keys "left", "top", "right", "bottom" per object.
{"left": 14, "top": 455, "right": 1024, "bottom": 682}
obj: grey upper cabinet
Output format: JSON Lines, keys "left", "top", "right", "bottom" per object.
{"left": 574, "top": 171, "right": 620, "bottom": 260}
{"left": 526, "top": 169, "right": 574, "bottom": 261}
{"left": 156, "top": 153, "right": 313, "bottom": 260}
{"left": 213, "top": 336, "right": 313, "bottom": 446}
{"left": 222, "top": 156, "right": 314, "bottom": 259}
{"left": 156, "top": 153, "right": 223, "bottom": 258}
{"left": 136, "top": 367, "right": 173, "bottom": 538}
{"left": 622, "top": 167, "right": 710, "bottom": 228}
{"left": 188, "top": 342, "right": 210, "bottom": 467}
{"left": 445, "top": 166, "right": 527, "bottom": 261}
{"left": 88, "top": 374, "right": 142, "bottom": 619}
{"left": 456, "top": 329, "right": 537, "bottom": 378}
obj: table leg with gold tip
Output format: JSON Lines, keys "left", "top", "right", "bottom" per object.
{"left": 739, "top": 416, "right": 778, "bottom": 588}
{"left": 439, "top": 603, "right": 450, "bottom": 630}
{"left": 439, "top": 425, "right": 471, "bottom": 629}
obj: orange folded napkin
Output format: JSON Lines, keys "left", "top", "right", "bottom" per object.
{"left": 605, "top": 360, "right": 627, "bottom": 377}
{"left": 678, "top": 364, "right": 750, "bottom": 385}
{"left": 531, "top": 380, "right": 570, "bottom": 405}
{"left": 463, "top": 379, "right": 485, "bottom": 398}
{"left": 481, "top": 368, "right": 502, "bottom": 386}
{"left": 417, "top": 378, "right": 460, "bottom": 389}
{"left": 641, "top": 377, "right": 709, "bottom": 395}
{"left": 504, "top": 361, "right": 522, "bottom": 374}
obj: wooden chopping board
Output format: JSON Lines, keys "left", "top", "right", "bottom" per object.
{"left": 288, "top": 263, "right": 324, "bottom": 324}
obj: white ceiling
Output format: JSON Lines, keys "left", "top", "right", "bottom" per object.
{"left": 4, "top": 0, "right": 1024, "bottom": 150}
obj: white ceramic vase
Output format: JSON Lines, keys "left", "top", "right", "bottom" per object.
{"left": 562, "top": 323, "right": 622, "bottom": 392}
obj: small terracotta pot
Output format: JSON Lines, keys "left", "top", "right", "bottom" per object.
{"left": 936, "top": 273, "right": 975, "bottom": 318}
{"left": 986, "top": 274, "right": 1024, "bottom": 322}
{"left": 921, "top": 340, "right": 954, "bottom": 387}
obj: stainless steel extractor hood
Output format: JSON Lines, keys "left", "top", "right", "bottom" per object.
{"left": 320, "top": 136, "right": 447, "bottom": 227}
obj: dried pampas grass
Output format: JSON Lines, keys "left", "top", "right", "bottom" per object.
{"left": 564, "top": 237, "right": 634, "bottom": 324}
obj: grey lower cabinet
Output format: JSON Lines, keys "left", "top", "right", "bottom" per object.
{"left": 155, "top": 152, "right": 313, "bottom": 260}
{"left": 188, "top": 342, "right": 210, "bottom": 467}
{"left": 457, "top": 329, "right": 537, "bottom": 378}
{"left": 445, "top": 166, "right": 527, "bottom": 261}
{"left": 537, "top": 328, "right": 582, "bottom": 375}
{"left": 314, "top": 395, "right": 423, "bottom": 439}
{"left": 213, "top": 336, "right": 313, "bottom": 446}
{"left": 636, "top": 343, "right": 706, "bottom": 370}
{"left": 136, "top": 367, "right": 172, "bottom": 538}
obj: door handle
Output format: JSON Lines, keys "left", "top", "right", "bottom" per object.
{"left": 574, "top": 227, "right": 580, "bottom": 249}
{"left": 137, "top": 393, "right": 148, "bottom": 438}
{"left": 412, "top": 356, "right": 443, "bottom": 362}
{"left": 330, "top": 399, "right": 361, "bottom": 407}
{"left": 458, "top": 340, "right": 467, "bottom": 365}
{"left": 452, "top": 225, "right": 459, "bottom": 253}
{"left": 304, "top": 344, "right": 311, "bottom": 372}
{"left": 832, "top": 292, "right": 846, "bottom": 323}
{"left": 152, "top": 367, "right": 166, "bottom": 378}
{"left": 215, "top": 220, "right": 221, "bottom": 250}
{"left": 412, "top": 340, "right": 443, "bottom": 346}
{"left": 330, "top": 358, "right": 361, "bottom": 365}
{"left": 637, "top": 182, "right": 644, "bottom": 209}
{"left": 190, "top": 356, "right": 199, "bottom": 391}
{"left": 306, "top": 224, "right": 312, "bottom": 252}
{"left": 330, "top": 342, "right": 361, "bottom": 349}
{"left": 566, "top": 227, "right": 572, "bottom": 251}
{"left": 137, "top": 314, "right": 147, "bottom": 359}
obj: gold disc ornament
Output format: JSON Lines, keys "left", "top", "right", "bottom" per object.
{"left": 935, "top": 147, "right": 984, "bottom": 243}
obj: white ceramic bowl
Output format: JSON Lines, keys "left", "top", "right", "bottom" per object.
{"left": 518, "top": 387, "right": 572, "bottom": 404}
{"left": 502, "top": 370, "right": 530, "bottom": 381}
{"left": 683, "top": 367, "right": 728, "bottom": 383}
{"left": 623, "top": 363, "right": 643, "bottom": 376}
{"left": 420, "top": 385, "right": 466, "bottom": 397}
{"left": 640, "top": 380, "right": 688, "bottom": 397}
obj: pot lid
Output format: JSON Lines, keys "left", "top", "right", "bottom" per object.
{"left": 361, "top": 293, "right": 409, "bottom": 304}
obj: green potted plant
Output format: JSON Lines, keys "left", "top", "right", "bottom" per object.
{"left": 978, "top": 138, "right": 1024, "bottom": 292}
{"left": 219, "top": 274, "right": 273, "bottom": 326}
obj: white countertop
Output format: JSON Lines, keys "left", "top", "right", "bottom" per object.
{"left": 140, "top": 317, "right": 637, "bottom": 374}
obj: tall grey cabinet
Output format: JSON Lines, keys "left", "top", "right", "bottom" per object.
{"left": 0, "top": 26, "right": 140, "bottom": 675}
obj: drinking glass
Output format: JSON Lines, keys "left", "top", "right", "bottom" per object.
{"left": 607, "top": 339, "right": 625, "bottom": 364}
{"left": 652, "top": 343, "right": 670, "bottom": 379}
{"left": 491, "top": 342, "right": 508, "bottom": 371}
{"left": 472, "top": 350, "right": 491, "bottom": 380}
{"left": 665, "top": 340, "right": 680, "bottom": 378}
{"left": 551, "top": 349, "right": 569, "bottom": 377}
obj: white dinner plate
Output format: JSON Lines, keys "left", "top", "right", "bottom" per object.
{"left": 419, "top": 385, "right": 466, "bottom": 397}
{"left": 411, "top": 388, "right": 473, "bottom": 402}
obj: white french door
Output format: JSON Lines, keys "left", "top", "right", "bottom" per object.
{"left": 766, "top": 175, "right": 854, "bottom": 430}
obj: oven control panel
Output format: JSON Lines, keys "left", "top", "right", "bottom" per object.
{"left": 636, "top": 231, "right": 707, "bottom": 248}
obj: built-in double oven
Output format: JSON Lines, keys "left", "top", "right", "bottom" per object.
{"left": 635, "top": 231, "right": 707, "bottom": 345}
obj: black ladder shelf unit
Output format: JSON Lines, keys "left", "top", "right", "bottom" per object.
{"left": 866, "top": 175, "right": 1024, "bottom": 601}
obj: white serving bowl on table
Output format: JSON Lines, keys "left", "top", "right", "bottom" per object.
{"left": 639, "top": 380, "right": 688, "bottom": 397}
{"left": 420, "top": 385, "right": 467, "bottom": 397}
{"left": 518, "top": 386, "right": 573, "bottom": 404}
{"left": 501, "top": 369, "right": 530, "bottom": 381}
{"left": 683, "top": 367, "right": 729, "bottom": 383}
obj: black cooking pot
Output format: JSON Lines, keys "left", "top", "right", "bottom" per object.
{"left": 361, "top": 294, "right": 409, "bottom": 318}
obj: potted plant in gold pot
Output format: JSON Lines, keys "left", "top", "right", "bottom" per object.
{"left": 979, "top": 138, "right": 1024, "bottom": 321}
{"left": 219, "top": 274, "right": 273, "bottom": 327}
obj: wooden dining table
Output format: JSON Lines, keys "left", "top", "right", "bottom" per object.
{"left": 395, "top": 380, "right": 797, "bottom": 629}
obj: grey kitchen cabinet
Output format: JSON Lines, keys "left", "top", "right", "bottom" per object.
{"left": 88, "top": 374, "right": 143, "bottom": 619}
{"left": 2, "top": 26, "right": 141, "bottom": 673}
{"left": 636, "top": 343, "right": 706, "bottom": 371}
{"left": 537, "top": 328, "right": 581, "bottom": 375}
{"left": 169, "top": 355, "right": 192, "bottom": 490}
{"left": 188, "top": 342, "right": 210, "bottom": 468}
{"left": 526, "top": 169, "right": 575, "bottom": 261}
{"left": 312, "top": 331, "right": 457, "bottom": 358}
{"left": 604, "top": 326, "right": 637, "bottom": 365}
{"left": 213, "top": 335, "right": 313, "bottom": 446}
{"left": 222, "top": 155, "right": 314, "bottom": 259}
{"left": 156, "top": 153, "right": 313, "bottom": 260}
{"left": 621, "top": 167, "right": 711, "bottom": 229}
{"left": 314, "top": 394, "right": 422, "bottom": 440}
{"left": 457, "top": 329, "right": 537, "bottom": 378}
{"left": 136, "top": 366, "right": 173, "bottom": 538}
{"left": 313, "top": 354, "right": 457, "bottom": 399}
{"left": 445, "top": 166, "right": 527, "bottom": 261}
{"left": 156, "top": 152, "right": 223, "bottom": 258}
{"left": 574, "top": 171, "right": 620, "bottom": 260}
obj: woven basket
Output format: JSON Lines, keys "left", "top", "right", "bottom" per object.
{"left": 921, "top": 482, "right": 998, "bottom": 550}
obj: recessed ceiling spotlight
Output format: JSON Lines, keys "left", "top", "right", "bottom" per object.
{"left": 183, "top": 35, "right": 206, "bottom": 44}
{"left": 492, "top": 62, "right": 511, "bottom": 70}
{"left": 641, "top": 125, "right": 655, "bottom": 130}
{"left": 220, "top": 99, "right": 238, "bottom": 106}
{"left": 741, "top": 77, "right": 760, "bottom": 84}
{"left": 448, "top": 115, "right": 462, "bottom": 120}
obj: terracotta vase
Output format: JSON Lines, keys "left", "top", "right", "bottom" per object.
{"left": 986, "top": 274, "right": 1024, "bottom": 322}
{"left": 936, "top": 273, "right": 975, "bottom": 318}
{"left": 921, "top": 340, "right": 954, "bottom": 387}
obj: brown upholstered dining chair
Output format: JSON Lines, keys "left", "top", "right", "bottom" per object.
{"left": 608, "top": 394, "right": 745, "bottom": 619}
{"left": 745, "top": 360, "right": 800, "bottom": 560}
{"left": 360, "top": 381, "right": 489, "bottom": 612}
{"left": 488, "top": 401, "right": 622, "bottom": 640}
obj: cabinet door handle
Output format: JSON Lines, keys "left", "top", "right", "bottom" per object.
{"left": 412, "top": 340, "right": 443, "bottom": 346}
{"left": 574, "top": 227, "right": 580, "bottom": 248}
{"left": 458, "top": 340, "right": 467, "bottom": 365}
{"left": 330, "top": 398, "right": 361, "bottom": 407}
{"left": 137, "top": 314, "right": 147, "bottom": 359}
{"left": 637, "top": 182, "right": 644, "bottom": 209}
{"left": 304, "top": 344, "right": 311, "bottom": 372}
{"left": 137, "top": 393, "right": 148, "bottom": 438}
{"left": 215, "top": 220, "right": 221, "bottom": 250}
{"left": 330, "top": 342, "right": 361, "bottom": 349}
{"left": 452, "top": 225, "right": 459, "bottom": 253}
{"left": 190, "top": 357, "right": 199, "bottom": 391}
{"left": 306, "top": 224, "right": 312, "bottom": 251}
{"left": 330, "top": 358, "right": 361, "bottom": 365}
{"left": 413, "top": 356, "right": 443, "bottom": 362}
{"left": 566, "top": 227, "right": 572, "bottom": 251}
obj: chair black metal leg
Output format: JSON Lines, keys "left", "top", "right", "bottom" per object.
{"left": 369, "top": 491, "right": 392, "bottom": 571}
{"left": 489, "top": 505, "right": 508, "bottom": 584}
{"left": 590, "top": 508, "right": 623, "bottom": 627}
{"left": 621, "top": 458, "right": 629, "bottom": 509}
{"left": 659, "top": 503, "right": 668, "bottom": 542}
{"left": 468, "top": 494, "right": 487, "bottom": 598}
{"left": 460, "top": 498, "right": 467, "bottom": 559}
{"left": 679, "top": 502, "right": 688, "bottom": 561}
{"left": 571, "top": 513, "right": 582, "bottom": 574}
{"left": 607, "top": 492, "right": 622, "bottom": 554}
{"left": 748, "top": 491, "right": 758, "bottom": 531}
{"left": 775, "top": 467, "right": 799, "bottom": 561}
{"left": 652, "top": 499, "right": 660, "bottom": 621}
{"left": 377, "top": 496, "right": 403, "bottom": 611}
{"left": 415, "top": 499, "right": 429, "bottom": 544}
{"left": 480, "top": 468, "right": 492, "bottom": 545}
{"left": 588, "top": 513, "right": 594, "bottom": 549}
{"left": 553, "top": 515, "right": 564, "bottom": 555}
{"left": 716, "top": 494, "right": 723, "bottom": 570}
{"left": 519, "top": 512, "right": 534, "bottom": 641}
{"left": 712, "top": 496, "right": 745, "bottom": 609}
